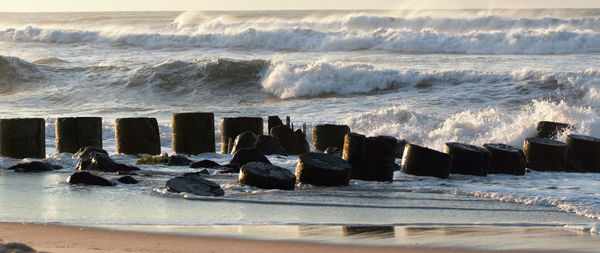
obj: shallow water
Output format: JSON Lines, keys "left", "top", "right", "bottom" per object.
{"left": 1, "top": 9, "right": 600, "bottom": 251}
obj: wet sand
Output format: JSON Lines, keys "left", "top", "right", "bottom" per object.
{"left": 0, "top": 222, "right": 578, "bottom": 253}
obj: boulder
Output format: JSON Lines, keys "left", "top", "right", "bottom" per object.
{"left": 220, "top": 117, "right": 263, "bottom": 154}
{"left": 166, "top": 173, "right": 224, "bottom": 196}
{"left": 401, "top": 144, "right": 452, "bottom": 179}
{"left": 230, "top": 131, "right": 258, "bottom": 154}
{"left": 566, "top": 134, "right": 600, "bottom": 172}
{"left": 239, "top": 162, "right": 296, "bottom": 190}
{"left": 324, "top": 147, "right": 343, "bottom": 157}
{"left": 295, "top": 152, "right": 353, "bottom": 186}
{"left": 67, "top": 172, "right": 114, "bottom": 186}
{"left": 312, "top": 124, "right": 350, "bottom": 151}
{"left": 254, "top": 135, "right": 287, "bottom": 156}
{"left": 76, "top": 152, "right": 140, "bottom": 172}
{"left": 444, "top": 142, "right": 489, "bottom": 176}
{"left": 115, "top": 117, "right": 161, "bottom": 155}
{"left": 74, "top": 146, "right": 109, "bottom": 159}
{"left": 0, "top": 118, "right": 45, "bottom": 159}
{"left": 230, "top": 148, "right": 271, "bottom": 168}
{"left": 167, "top": 155, "right": 193, "bottom": 166}
{"left": 483, "top": 143, "right": 526, "bottom": 175}
{"left": 523, "top": 137, "right": 568, "bottom": 171}
{"left": 189, "top": 159, "right": 221, "bottom": 168}
{"left": 117, "top": 176, "right": 138, "bottom": 184}
{"left": 55, "top": 117, "right": 103, "bottom": 153}
{"left": 536, "top": 121, "right": 573, "bottom": 139}
{"left": 171, "top": 112, "right": 215, "bottom": 155}
{"left": 7, "top": 161, "right": 62, "bottom": 173}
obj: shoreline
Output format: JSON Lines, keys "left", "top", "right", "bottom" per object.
{"left": 0, "top": 222, "right": 585, "bottom": 253}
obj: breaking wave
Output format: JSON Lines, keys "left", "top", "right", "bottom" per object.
{"left": 0, "top": 55, "right": 43, "bottom": 90}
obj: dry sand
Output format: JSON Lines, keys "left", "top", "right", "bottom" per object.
{"left": 0, "top": 222, "right": 554, "bottom": 253}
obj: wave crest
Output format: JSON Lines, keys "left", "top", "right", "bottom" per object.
{"left": 0, "top": 55, "right": 43, "bottom": 90}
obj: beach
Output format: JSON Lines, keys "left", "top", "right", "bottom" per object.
{"left": 2, "top": 9, "right": 600, "bottom": 252}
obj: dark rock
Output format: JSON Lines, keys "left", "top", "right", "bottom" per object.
{"left": 166, "top": 173, "right": 224, "bottom": 196}
{"left": 76, "top": 152, "right": 140, "bottom": 172}
{"left": 198, "top": 169, "right": 210, "bottom": 175}
{"left": 523, "top": 137, "right": 568, "bottom": 171}
{"left": 239, "top": 162, "right": 296, "bottom": 190}
{"left": 230, "top": 131, "right": 258, "bottom": 154}
{"left": 483, "top": 143, "right": 526, "bottom": 175}
{"left": 7, "top": 161, "right": 62, "bottom": 173}
{"left": 190, "top": 159, "right": 221, "bottom": 168}
{"left": 401, "top": 144, "right": 452, "bottom": 179}
{"left": 230, "top": 148, "right": 271, "bottom": 168}
{"left": 444, "top": 142, "right": 489, "bottom": 176}
{"left": 324, "top": 147, "right": 343, "bottom": 157}
{"left": 536, "top": 121, "right": 573, "bottom": 139}
{"left": 216, "top": 164, "right": 241, "bottom": 173}
{"left": 220, "top": 117, "right": 263, "bottom": 154}
{"left": 117, "top": 176, "right": 138, "bottom": 184}
{"left": 75, "top": 146, "right": 109, "bottom": 159}
{"left": 566, "top": 134, "right": 600, "bottom": 172}
{"left": 358, "top": 136, "right": 397, "bottom": 181}
{"left": 67, "top": 171, "right": 114, "bottom": 186}
{"left": 312, "top": 124, "right": 351, "bottom": 152}
{"left": 295, "top": 152, "right": 353, "bottom": 186}
{"left": 2, "top": 242, "right": 37, "bottom": 252}
{"left": 167, "top": 155, "right": 193, "bottom": 166}
{"left": 255, "top": 135, "right": 287, "bottom": 156}
{"left": 171, "top": 112, "right": 215, "bottom": 155}
{"left": 268, "top": 116, "right": 284, "bottom": 134}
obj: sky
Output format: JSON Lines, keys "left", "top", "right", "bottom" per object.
{"left": 2, "top": 0, "right": 600, "bottom": 12}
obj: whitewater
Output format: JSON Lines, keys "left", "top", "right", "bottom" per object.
{"left": 1, "top": 9, "right": 600, "bottom": 250}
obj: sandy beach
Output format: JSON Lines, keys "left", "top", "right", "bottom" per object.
{"left": 1, "top": 222, "right": 563, "bottom": 253}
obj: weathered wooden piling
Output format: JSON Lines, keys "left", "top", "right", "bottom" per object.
{"left": 483, "top": 143, "right": 526, "bottom": 175}
{"left": 0, "top": 118, "right": 45, "bottom": 159}
{"left": 566, "top": 134, "right": 600, "bottom": 172}
{"left": 342, "top": 133, "right": 366, "bottom": 179}
{"left": 55, "top": 117, "right": 102, "bottom": 153}
{"left": 115, "top": 117, "right": 160, "bottom": 155}
{"left": 221, "top": 117, "right": 263, "bottom": 154}
{"left": 523, "top": 137, "right": 568, "bottom": 171}
{"left": 271, "top": 125, "right": 300, "bottom": 155}
{"left": 536, "top": 121, "right": 572, "bottom": 139}
{"left": 359, "top": 136, "right": 397, "bottom": 181}
{"left": 401, "top": 144, "right": 452, "bottom": 179}
{"left": 267, "top": 116, "right": 284, "bottom": 134}
{"left": 296, "top": 152, "right": 352, "bottom": 186}
{"left": 312, "top": 124, "right": 350, "bottom": 152}
{"left": 171, "top": 112, "right": 215, "bottom": 155}
{"left": 444, "top": 142, "right": 489, "bottom": 176}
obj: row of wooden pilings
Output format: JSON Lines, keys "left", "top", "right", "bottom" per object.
{"left": 1, "top": 115, "right": 598, "bottom": 179}
{"left": 0, "top": 113, "right": 320, "bottom": 159}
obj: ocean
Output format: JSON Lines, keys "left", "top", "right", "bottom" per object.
{"left": 1, "top": 9, "right": 600, "bottom": 251}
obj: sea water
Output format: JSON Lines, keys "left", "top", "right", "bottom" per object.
{"left": 1, "top": 9, "right": 600, "bottom": 250}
